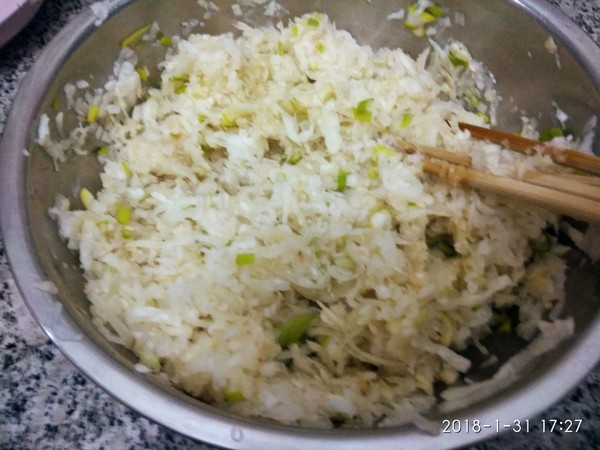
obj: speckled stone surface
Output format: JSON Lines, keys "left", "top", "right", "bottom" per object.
{"left": 1, "top": 1, "right": 599, "bottom": 449}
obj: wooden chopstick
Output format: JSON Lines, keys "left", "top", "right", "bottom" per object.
{"left": 397, "top": 142, "right": 600, "bottom": 224}
{"left": 458, "top": 122, "right": 600, "bottom": 176}
{"left": 406, "top": 144, "right": 600, "bottom": 202}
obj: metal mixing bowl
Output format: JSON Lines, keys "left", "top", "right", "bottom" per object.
{"left": 1, "top": 0, "right": 599, "bottom": 448}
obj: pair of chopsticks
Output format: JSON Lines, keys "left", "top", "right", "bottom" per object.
{"left": 397, "top": 122, "right": 600, "bottom": 224}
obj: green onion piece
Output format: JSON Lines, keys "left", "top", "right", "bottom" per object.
{"left": 316, "top": 42, "right": 325, "bottom": 53}
{"left": 235, "top": 252, "right": 255, "bottom": 266}
{"left": 197, "top": 114, "right": 207, "bottom": 123}
{"left": 170, "top": 75, "right": 189, "bottom": 94}
{"left": 157, "top": 31, "right": 172, "bottom": 47}
{"left": 539, "top": 127, "right": 564, "bottom": 142}
{"left": 277, "top": 41, "right": 285, "bottom": 55}
{"left": 291, "top": 24, "right": 299, "bottom": 36}
{"left": 121, "top": 228, "right": 134, "bottom": 239}
{"left": 336, "top": 169, "right": 349, "bottom": 192}
{"left": 115, "top": 206, "right": 132, "bottom": 225}
{"left": 96, "top": 145, "right": 110, "bottom": 156}
{"left": 465, "top": 90, "right": 479, "bottom": 108}
{"left": 87, "top": 104, "right": 99, "bottom": 123}
{"left": 201, "top": 143, "right": 215, "bottom": 153}
{"left": 221, "top": 113, "right": 237, "bottom": 129}
{"left": 407, "top": 200, "right": 417, "bottom": 207}
{"left": 225, "top": 239, "right": 234, "bottom": 247}
{"left": 223, "top": 390, "right": 245, "bottom": 403}
{"left": 475, "top": 112, "right": 490, "bottom": 123}
{"left": 419, "top": 11, "right": 437, "bottom": 24}
{"left": 353, "top": 98, "right": 373, "bottom": 122}
{"left": 51, "top": 97, "right": 60, "bottom": 111}
{"left": 288, "top": 151, "right": 303, "bottom": 165}
{"left": 121, "top": 160, "right": 132, "bottom": 177}
{"left": 80, "top": 188, "right": 94, "bottom": 209}
{"left": 449, "top": 50, "right": 469, "bottom": 68}
{"left": 368, "top": 167, "right": 379, "bottom": 179}
{"left": 121, "top": 23, "right": 153, "bottom": 48}
{"left": 306, "top": 17, "right": 320, "bottom": 27}
{"left": 318, "top": 335, "right": 330, "bottom": 347}
{"left": 371, "top": 145, "right": 396, "bottom": 164}
{"left": 425, "top": 3, "right": 445, "bottom": 18}
{"left": 400, "top": 113, "right": 413, "bottom": 128}
{"left": 136, "top": 67, "right": 149, "bottom": 81}
{"left": 277, "top": 313, "right": 316, "bottom": 348}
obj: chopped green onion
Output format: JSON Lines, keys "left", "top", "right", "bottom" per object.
{"left": 121, "top": 160, "right": 132, "bottom": 177}
{"left": 425, "top": 3, "right": 445, "bottom": 18}
{"left": 170, "top": 75, "right": 189, "bottom": 94}
{"left": 157, "top": 31, "right": 172, "bottom": 47}
{"left": 121, "top": 23, "right": 153, "bottom": 48}
{"left": 51, "top": 97, "right": 60, "bottom": 111}
{"left": 80, "top": 188, "right": 94, "bottom": 209}
{"left": 121, "top": 228, "right": 134, "bottom": 239}
{"left": 316, "top": 42, "right": 325, "bottom": 53}
{"left": 539, "top": 127, "right": 564, "bottom": 142}
{"left": 277, "top": 313, "right": 316, "bottom": 348}
{"left": 201, "top": 143, "right": 215, "bottom": 153}
{"left": 96, "top": 145, "right": 110, "bottom": 156}
{"left": 87, "top": 104, "right": 99, "bottom": 123}
{"left": 136, "top": 67, "right": 149, "bottom": 81}
{"left": 223, "top": 390, "right": 245, "bottom": 403}
{"left": 371, "top": 145, "right": 396, "bottom": 164}
{"left": 291, "top": 24, "right": 299, "bottom": 36}
{"left": 221, "top": 113, "right": 237, "bottom": 129}
{"left": 225, "top": 239, "right": 234, "bottom": 247}
{"left": 403, "top": 21, "right": 421, "bottom": 31}
{"left": 368, "top": 167, "right": 379, "bottom": 179}
{"left": 288, "top": 150, "right": 303, "bottom": 165}
{"left": 336, "top": 169, "right": 349, "bottom": 192}
{"left": 115, "top": 206, "right": 132, "bottom": 225}
{"left": 318, "top": 335, "right": 330, "bottom": 347}
{"left": 353, "top": 98, "right": 373, "bottom": 122}
{"left": 235, "top": 252, "right": 255, "bottom": 266}
{"left": 475, "top": 112, "right": 490, "bottom": 123}
{"left": 400, "top": 113, "right": 413, "bottom": 128}
{"left": 197, "top": 114, "right": 207, "bottom": 123}
{"left": 306, "top": 17, "right": 320, "bottom": 27}
{"left": 449, "top": 50, "right": 469, "bottom": 68}
{"left": 407, "top": 201, "right": 417, "bottom": 207}
{"left": 419, "top": 11, "right": 437, "bottom": 24}
{"left": 277, "top": 41, "right": 285, "bottom": 55}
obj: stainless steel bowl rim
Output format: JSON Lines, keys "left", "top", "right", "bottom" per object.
{"left": 1, "top": 1, "right": 600, "bottom": 449}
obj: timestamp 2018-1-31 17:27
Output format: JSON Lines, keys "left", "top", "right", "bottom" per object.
{"left": 441, "top": 418, "right": 584, "bottom": 434}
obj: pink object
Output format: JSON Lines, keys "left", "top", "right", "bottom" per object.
{"left": 0, "top": 0, "right": 45, "bottom": 47}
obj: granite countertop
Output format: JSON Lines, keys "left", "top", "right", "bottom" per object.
{"left": 1, "top": 1, "right": 599, "bottom": 449}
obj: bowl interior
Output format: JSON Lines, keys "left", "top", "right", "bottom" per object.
{"left": 9, "top": 0, "right": 600, "bottom": 446}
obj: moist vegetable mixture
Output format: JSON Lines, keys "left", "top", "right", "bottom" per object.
{"left": 40, "top": 7, "right": 574, "bottom": 429}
